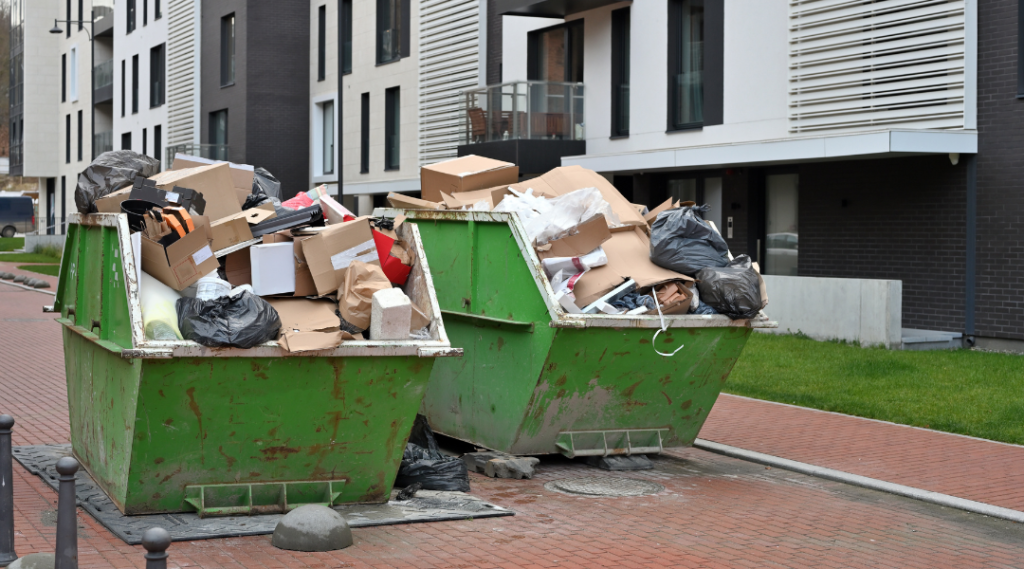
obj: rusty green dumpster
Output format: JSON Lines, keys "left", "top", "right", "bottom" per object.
{"left": 385, "top": 210, "right": 774, "bottom": 458}
{"left": 50, "top": 213, "right": 459, "bottom": 516}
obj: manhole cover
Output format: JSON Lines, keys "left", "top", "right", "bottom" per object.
{"left": 544, "top": 477, "right": 664, "bottom": 497}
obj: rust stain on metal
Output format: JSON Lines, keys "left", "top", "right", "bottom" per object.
{"left": 259, "top": 446, "right": 300, "bottom": 461}
{"left": 162, "top": 418, "right": 173, "bottom": 427}
{"left": 249, "top": 361, "right": 269, "bottom": 380}
{"left": 661, "top": 391, "right": 673, "bottom": 405}
{"left": 160, "top": 465, "right": 182, "bottom": 484}
{"left": 496, "top": 336, "right": 505, "bottom": 351}
{"left": 218, "top": 445, "right": 237, "bottom": 468}
{"left": 622, "top": 380, "right": 643, "bottom": 398}
{"left": 680, "top": 400, "right": 693, "bottom": 410}
{"left": 154, "top": 457, "right": 164, "bottom": 464}
{"left": 554, "top": 374, "right": 568, "bottom": 387}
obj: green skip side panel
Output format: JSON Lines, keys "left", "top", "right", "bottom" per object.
{"left": 56, "top": 223, "right": 133, "bottom": 348}
{"left": 122, "top": 356, "right": 433, "bottom": 514}
{"left": 63, "top": 328, "right": 142, "bottom": 510}
{"left": 511, "top": 326, "right": 751, "bottom": 455}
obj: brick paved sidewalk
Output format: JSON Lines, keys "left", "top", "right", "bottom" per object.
{"left": 702, "top": 393, "right": 1024, "bottom": 512}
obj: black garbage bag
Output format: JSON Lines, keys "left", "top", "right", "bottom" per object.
{"left": 695, "top": 255, "right": 765, "bottom": 320}
{"left": 175, "top": 291, "right": 281, "bottom": 348}
{"left": 650, "top": 205, "right": 730, "bottom": 276}
{"left": 252, "top": 167, "right": 282, "bottom": 200}
{"left": 395, "top": 415, "right": 471, "bottom": 492}
{"left": 75, "top": 150, "right": 161, "bottom": 213}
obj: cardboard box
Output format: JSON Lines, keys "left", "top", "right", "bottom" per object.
{"left": 301, "top": 218, "right": 380, "bottom": 296}
{"left": 510, "top": 166, "right": 647, "bottom": 229}
{"left": 149, "top": 163, "right": 242, "bottom": 222}
{"left": 320, "top": 193, "right": 356, "bottom": 225}
{"left": 571, "top": 226, "right": 692, "bottom": 307}
{"left": 95, "top": 188, "right": 133, "bottom": 213}
{"left": 224, "top": 249, "right": 251, "bottom": 286}
{"left": 438, "top": 185, "right": 513, "bottom": 210}
{"left": 139, "top": 216, "right": 218, "bottom": 291}
{"left": 208, "top": 207, "right": 276, "bottom": 251}
{"left": 263, "top": 231, "right": 318, "bottom": 297}
{"left": 170, "top": 154, "right": 255, "bottom": 196}
{"left": 387, "top": 192, "right": 446, "bottom": 210}
{"left": 267, "top": 298, "right": 348, "bottom": 353}
{"left": 420, "top": 155, "right": 519, "bottom": 203}
{"left": 250, "top": 242, "right": 296, "bottom": 296}
{"left": 650, "top": 281, "right": 693, "bottom": 315}
{"left": 536, "top": 215, "right": 612, "bottom": 259}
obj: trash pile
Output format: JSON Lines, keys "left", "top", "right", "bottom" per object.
{"left": 77, "top": 150, "right": 433, "bottom": 351}
{"left": 389, "top": 155, "right": 768, "bottom": 319}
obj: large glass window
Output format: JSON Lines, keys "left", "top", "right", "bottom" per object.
{"left": 131, "top": 55, "right": 138, "bottom": 113}
{"left": 120, "top": 60, "right": 126, "bottom": 117}
{"left": 385, "top": 87, "right": 400, "bottom": 170}
{"left": 320, "top": 100, "right": 335, "bottom": 175}
{"left": 528, "top": 21, "right": 584, "bottom": 83}
{"left": 765, "top": 173, "right": 799, "bottom": 276}
{"left": 318, "top": 5, "right": 326, "bottom": 81}
{"left": 65, "top": 115, "right": 70, "bottom": 163}
{"left": 342, "top": 0, "right": 352, "bottom": 74}
{"left": 77, "top": 111, "right": 82, "bottom": 162}
{"left": 127, "top": 0, "right": 136, "bottom": 33}
{"left": 611, "top": 7, "right": 630, "bottom": 137}
{"left": 360, "top": 93, "right": 369, "bottom": 173}
{"left": 209, "top": 110, "right": 228, "bottom": 161}
{"left": 377, "top": 0, "right": 401, "bottom": 64}
{"left": 61, "top": 54, "right": 66, "bottom": 102}
{"left": 221, "top": 14, "right": 236, "bottom": 86}
{"left": 69, "top": 47, "right": 78, "bottom": 101}
{"left": 150, "top": 44, "right": 165, "bottom": 107}
{"left": 669, "top": 0, "right": 704, "bottom": 130}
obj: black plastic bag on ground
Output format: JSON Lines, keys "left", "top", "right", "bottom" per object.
{"left": 695, "top": 255, "right": 765, "bottom": 320}
{"left": 175, "top": 290, "right": 281, "bottom": 348}
{"left": 76, "top": 150, "right": 161, "bottom": 213}
{"left": 395, "top": 414, "right": 471, "bottom": 492}
{"left": 650, "top": 205, "right": 730, "bottom": 276}
{"left": 252, "top": 167, "right": 282, "bottom": 200}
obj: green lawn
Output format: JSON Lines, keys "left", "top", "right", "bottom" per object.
{"left": 0, "top": 253, "right": 62, "bottom": 263}
{"left": 0, "top": 237, "right": 24, "bottom": 252}
{"left": 726, "top": 333, "right": 1024, "bottom": 445}
{"left": 17, "top": 264, "right": 59, "bottom": 277}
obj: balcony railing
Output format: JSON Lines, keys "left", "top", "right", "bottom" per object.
{"left": 93, "top": 60, "right": 114, "bottom": 89}
{"left": 166, "top": 144, "right": 231, "bottom": 167}
{"left": 463, "top": 81, "right": 585, "bottom": 144}
{"left": 93, "top": 131, "right": 113, "bottom": 159}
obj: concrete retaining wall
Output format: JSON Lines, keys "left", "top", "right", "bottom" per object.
{"left": 761, "top": 275, "right": 902, "bottom": 349}
{"left": 25, "top": 234, "right": 67, "bottom": 251}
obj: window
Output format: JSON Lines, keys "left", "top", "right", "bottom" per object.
{"left": 69, "top": 47, "right": 78, "bottom": 101}
{"left": 764, "top": 174, "right": 799, "bottom": 276}
{"left": 360, "top": 93, "right": 369, "bottom": 173}
{"left": 127, "top": 0, "right": 136, "bottom": 33}
{"left": 385, "top": 87, "right": 400, "bottom": 170}
{"left": 668, "top": 0, "right": 704, "bottom": 130}
{"left": 209, "top": 109, "right": 228, "bottom": 161}
{"left": 221, "top": 14, "right": 236, "bottom": 86}
{"left": 121, "top": 132, "right": 131, "bottom": 151}
{"left": 611, "top": 8, "right": 630, "bottom": 137}
{"left": 77, "top": 0, "right": 82, "bottom": 30}
{"left": 66, "top": 0, "right": 70, "bottom": 37}
{"left": 131, "top": 55, "right": 139, "bottom": 113}
{"left": 120, "top": 60, "right": 126, "bottom": 117}
{"left": 155, "top": 0, "right": 161, "bottom": 20}
{"left": 154, "top": 125, "right": 162, "bottom": 167}
{"left": 142, "top": 128, "right": 147, "bottom": 156}
{"left": 318, "top": 5, "right": 326, "bottom": 81}
{"left": 143, "top": 0, "right": 148, "bottom": 26}
{"left": 342, "top": 0, "right": 352, "bottom": 74}
{"left": 319, "top": 100, "right": 335, "bottom": 175}
{"left": 77, "top": 111, "right": 82, "bottom": 161}
{"left": 150, "top": 44, "right": 165, "bottom": 107}
{"left": 527, "top": 21, "right": 584, "bottom": 82}
{"left": 65, "top": 115, "right": 71, "bottom": 163}
{"left": 377, "top": 0, "right": 409, "bottom": 63}
{"left": 61, "top": 54, "right": 66, "bottom": 102}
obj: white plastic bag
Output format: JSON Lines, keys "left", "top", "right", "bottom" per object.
{"left": 140, "top": 271, "right": 184, "bottom": 340}
{"left": 542, "top": 247, "right": 608, "bottom": 299}
{"left": 496, "top": 187, "right": 621, "bottom": 245}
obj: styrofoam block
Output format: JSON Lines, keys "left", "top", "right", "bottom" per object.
{"left": 370, "top": 288, "right": 412, "bottom": 340}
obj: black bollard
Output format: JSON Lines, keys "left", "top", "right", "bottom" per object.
{"left": 53, "top": 457, "right": 79, "bottom": 569}
{"left": 0, "top": 415, "right": 15, "bottom": 568}
{"left": 141, "top": 528, "right": 171, "bottom": 569}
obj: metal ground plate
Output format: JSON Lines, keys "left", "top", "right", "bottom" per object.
{"left": 544, "top": 476, "right": 665, "bottom": 497}
{"left": 14, "top": 444, "right": 512, "bottom": 545}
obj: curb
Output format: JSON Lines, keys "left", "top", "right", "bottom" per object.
{"left": 693, "top": 438, "right": 1024, "bottom": 524}
{"left": 0, "top": 279, "right": 56, "bottom": 296}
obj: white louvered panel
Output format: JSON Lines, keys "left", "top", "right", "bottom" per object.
{"left": 166, "top": 0, "right": 198, "bottom": 147}
{"left": 789, "top": 0, "right": 966, "bottom": 133}
{"left": 418, "top": 0, "right": 480, "bottom": 165}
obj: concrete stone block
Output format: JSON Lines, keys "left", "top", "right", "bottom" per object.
{"left": 584, "top": 454, "right": 653, "bottom": 471}
{"left": 484, "top": 457, "right": 540, "bottom": 480}
{"left": 7, "top": 553, "right": 55, "bottom": 569}
{"left": 271, "top": 505, "right": 353, "bottom": 552}
{"left": 370, "top": 288, "right": 412, "bottom": 341}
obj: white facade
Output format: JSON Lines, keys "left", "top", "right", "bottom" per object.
{"left": 113, "top": 0, "right": 169, "bottom": 168}
{"left": 500, "top": 0, "right": 978, "bottom": 175}
{"left": 164, "top": 0, "right": 202, "bottom": 155}
{"left": 309, "top": 1, "right": 339, "bottom": 192}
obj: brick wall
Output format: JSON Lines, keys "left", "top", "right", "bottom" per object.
{"left": 797, "top": 156, "right": 967, "bottom": 333}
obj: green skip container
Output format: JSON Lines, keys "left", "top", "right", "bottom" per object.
{"left": 386, "top": 210, "right": 774, "bottom": 458}
{"left": 48, "top": 213, "right": 459, "bottom": 516}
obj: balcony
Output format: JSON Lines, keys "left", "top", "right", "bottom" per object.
{"left": 496, "top": 0, "right": 623, "bottom": 18}
{"left": 93, "top": 131, "right": 112, "bottom": 159}
{"left": 93, "top": 4, "right": 114, "bottom": 37}
{"left": 458, "top": 81, "right": 586, "bottom": 176}
{"left": 166, "top": 144, "right": 231, "bottom": 167}
{"left": 93, "top": 60, "right": 113, "bottom": 104}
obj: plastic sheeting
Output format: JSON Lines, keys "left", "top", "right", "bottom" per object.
{"left": 75, "top": 150, "right": 161, "bottom": 213}
{"left": 252, "top": 167, "right": 282, "bottom": 200}
{"left": 495, "top": 187, "right": 621, "bottom": 246}
{"left": 175, "top": 290, "right": 282, "bottom": 348}
{"left": 395, "top": 415, "right": 471, "bottom": 492}
{"left": 695, "top": 255, "right": 764, "bottom": 319}
{"left": 649, "top": 205, "right": 730, "bottom": 277}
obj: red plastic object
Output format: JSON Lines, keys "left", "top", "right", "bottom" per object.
{"left": 372, "top": 230, "right": 413, "bottom": 285}
{"left": 281, "top": 192, "right": 314, "bottom": 210}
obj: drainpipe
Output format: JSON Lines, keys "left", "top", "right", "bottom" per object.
{"left": 964, "top": 153, "right": 976, "bottom": 347}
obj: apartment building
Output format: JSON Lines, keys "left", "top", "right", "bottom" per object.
{"left": 113, "top": 0, "right": 168, "bottom": 168}
{"left": 482, "top": 0, "right": 1024, "bottom": 349}
{"left": 200, "top": 0, "right": 310, "bottom": 199}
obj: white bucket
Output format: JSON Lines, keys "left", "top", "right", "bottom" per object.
{"left": 196, "top": 275, "right": 232, "bottom": 301}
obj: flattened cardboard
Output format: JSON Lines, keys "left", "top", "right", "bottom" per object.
{"left": 208, "top": 208, "right": 275, "bottom": 251}
{"left": 510, "top": 166, "right": 647, "bottom": 229}
{"left": 267, "top": 298, "right": 347, "bottom": 353}
{"left": 572, "top": 226, "right": 692, "bottom": 307}
{"left": 149, "top": 163, "right": 242, "bottom": 222}
{"left": 536, "top": 215, "right": 612, "bottom": 259}
{"left": 95, "top": 188, "right": 133, "bottom": 213}
{"left": 450, "top": 185, "right": 514, "bottom": 209}
{"left": 387, "top": 192, "right": 445, "bottom": 210}
{"left": 420, "top": 155, "right": 519, "bottom": 203}
{"left": 139, "top": 216, "right": 217, "bottom": 291}
{"left": 170, "top": 154, "right": 256, "bottom": 194}
{"left": 301, "top": 218, "right": 380, "bottom": 296}
{"left": 224, "top": 249, "right": 252, "bottom": 286}
{"left": 643, "top": 198, "right": 676, "bottom": 226}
